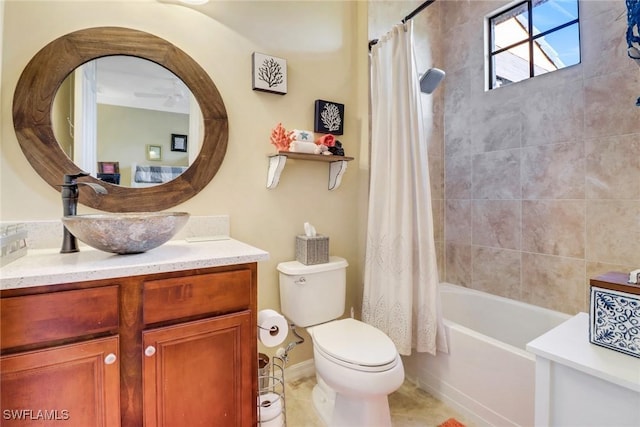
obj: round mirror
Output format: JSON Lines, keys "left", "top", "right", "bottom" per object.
{"left": 13, "top": 27, "right": 228, "bottom": 212}
{"left": 52, "top": 56, "right": 202, "bottom": 188}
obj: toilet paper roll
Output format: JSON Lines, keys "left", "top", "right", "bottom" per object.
{"left": 257, "top": 309, "right": 288, "bottom": 347}
{"left": 259, "top": 413, "right": 284, "bottom": 427}
{"left": 257, "top": 392, "right": 283, "bottom": 422}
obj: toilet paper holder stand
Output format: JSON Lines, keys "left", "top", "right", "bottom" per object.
{"left": 257, "top": 323, "right": 304, "bottom": 426}
{"left": 258, "top": 353, "right": 286, "bottom": 426}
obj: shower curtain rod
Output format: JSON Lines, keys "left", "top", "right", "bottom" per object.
{"left": 368, "top": 0, "right": 437, "bottom": 50}
{"left": 402, "top": 0, "right": 437, "bottom": 23}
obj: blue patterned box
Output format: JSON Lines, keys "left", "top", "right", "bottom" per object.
{"left": 589, "top": 272, "right": 640, "bottom": 358}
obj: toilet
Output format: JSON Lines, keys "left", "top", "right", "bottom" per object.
{"left": 278, "top": 256, "right": 404, "bottom": 427}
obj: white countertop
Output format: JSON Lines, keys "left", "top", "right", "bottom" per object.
{"left": 527, "top": 313, "right": 640, "bottom": 392}
{"left": 0, "top": 238, "right": 269, "bottom": 290}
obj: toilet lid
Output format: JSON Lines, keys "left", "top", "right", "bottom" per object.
{"left": 312, "top": 318, "right": 398, "bottom": 371}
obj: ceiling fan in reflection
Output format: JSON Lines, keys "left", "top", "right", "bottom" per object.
{"left": 134, "top": 82, "right": 186, "bottom": 107}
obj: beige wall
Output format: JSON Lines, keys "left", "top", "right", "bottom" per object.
{"left": 0, "top": 1, "right": 370, "bottom": 366}
{"left": 0, "top": 1, "right": 3, "bottom": 98}
{"left": 97, "top": 104, "right": 190, "bottom": 185}
{"left": 52, "top": 74, "right": 74, "bottom": 158}
{"left": 370, "top": 0, "right": 640, "bottom": 316}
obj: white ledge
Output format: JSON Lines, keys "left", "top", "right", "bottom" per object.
{"left": 527, "top": 313, "right": 640, "bottom": 392}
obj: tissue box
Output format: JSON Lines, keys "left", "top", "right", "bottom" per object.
{"left": 589, "top": 272, "right": 640, "bottom": 358}
{"left": 296, "top": 235, "right": 329, "bottom": 265}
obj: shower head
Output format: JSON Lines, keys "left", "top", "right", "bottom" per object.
{"left": 419, "top": 67, "right": 445, "bottom": 94}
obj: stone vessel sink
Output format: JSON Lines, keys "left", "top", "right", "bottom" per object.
{"left": 62, "top": 212, "right": 189, "bottom": 254}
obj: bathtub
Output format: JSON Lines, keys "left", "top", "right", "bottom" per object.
{"left": 403, "top": 283, "right": 571, "bottom": 427}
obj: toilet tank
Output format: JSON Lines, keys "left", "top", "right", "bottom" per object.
{"left": 277, "top": 256, "right": 348, "bottom": 327}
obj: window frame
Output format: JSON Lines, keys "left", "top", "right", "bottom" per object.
{"left": 487, "top": 0, "right": 581, "bottom": 89}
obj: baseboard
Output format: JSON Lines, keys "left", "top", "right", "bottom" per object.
{"left": 284, "top": 358, "right": 315, "bottom": 382}
{"left": 406, "top": 372, "right": 508, "bottom": 427}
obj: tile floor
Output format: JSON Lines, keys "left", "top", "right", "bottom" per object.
{"left": 284, "top": 376, "right": 473, "bottom": 427}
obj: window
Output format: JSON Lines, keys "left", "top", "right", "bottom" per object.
{"left": 488, "top": 0, "right": 580, "bottom": 89}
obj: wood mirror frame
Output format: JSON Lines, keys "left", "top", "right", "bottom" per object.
{"left": 12, "top": 27, "right": 228, "bottom": 212}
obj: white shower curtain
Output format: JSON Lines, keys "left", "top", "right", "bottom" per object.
{"left": 363, "top": 21, "right": 447, "bottom": 356}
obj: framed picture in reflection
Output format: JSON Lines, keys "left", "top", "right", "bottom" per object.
{"left": 171, "top": 134, "right": 188, "bottom": 152}
{"left": 98, "top": 161, "right": 119, "bottom": 174}
{"left": 147, "top": 145, "right": 162, "bottom": 161}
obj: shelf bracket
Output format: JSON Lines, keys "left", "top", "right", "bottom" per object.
{"left": 328, "top": 160, "right": 348, "bottom": 191}
{"left": 266, "top": 155, "right": 287, "bottom": 189}
{"left": 267, "top": 152, "right": 353, "bottom": 190}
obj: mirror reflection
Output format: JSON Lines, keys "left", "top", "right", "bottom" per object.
{"left": 52, "top": 56, "right": 203, "bottom": 188}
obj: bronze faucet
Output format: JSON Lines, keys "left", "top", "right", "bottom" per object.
{"left": 60, "top": 173, "right": 107, "bottom": 253}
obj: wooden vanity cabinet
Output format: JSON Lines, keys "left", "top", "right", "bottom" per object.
{"left": 0, "top": 262, "right": 258, "bottom": 427}
{"left": 1, "top": 336, "right": 121, "bottom": 427}
{"left": 142, "top": 312, "right": 253, "bottom": 427}
{"left": 0, "top": 286, "right": 121, "bottom": 427}
{"left": 140, "top": 268, "right": 256, "bottom": 427}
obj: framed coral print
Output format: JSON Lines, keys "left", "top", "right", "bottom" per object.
{"left": 314, "top": 99, "right": 344, "bottom": 135}
{"left": 252, "top": 52, "right": 287, "bottom": 95}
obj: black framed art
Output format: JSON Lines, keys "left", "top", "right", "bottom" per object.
{"left": 314, "top": 99, "right": 344, "bottom": 135}
{"left": 171, "top": 134, "right": 188, "bottom": 152}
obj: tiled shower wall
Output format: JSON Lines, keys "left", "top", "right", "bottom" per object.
{"left": 443, "top": 0, "right": 639, "bottom": 314}
{"left": 371, "top": 0, "right": 640, "bottom": 315}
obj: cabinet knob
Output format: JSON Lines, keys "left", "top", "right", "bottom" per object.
{"left": 104, "top": 353, "right": 117, "bottom": 365}
{"left": 144, "top": 346, "right": 156, "bottom": 357}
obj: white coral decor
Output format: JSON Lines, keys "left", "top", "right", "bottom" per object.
{"left": 321, "top": 103, "right": 342, "bottom": 132}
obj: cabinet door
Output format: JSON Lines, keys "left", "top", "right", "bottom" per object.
{"left": 143, "top": 311, "right": 254, "bottom": 427}
{"left": 1, "top": 336, "right": 120, "bottom": 427}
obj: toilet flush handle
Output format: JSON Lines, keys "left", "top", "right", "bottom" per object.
{"left": 295, "top": 277, "right": 306, "bottom": 285}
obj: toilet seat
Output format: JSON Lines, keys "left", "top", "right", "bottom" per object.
{"left": 311, "top": 318, "right": 399, "bottom": 372}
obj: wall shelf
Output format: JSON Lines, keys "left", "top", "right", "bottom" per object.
{"left": 267, "top": 151, "right": 354, "bottom": 191}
